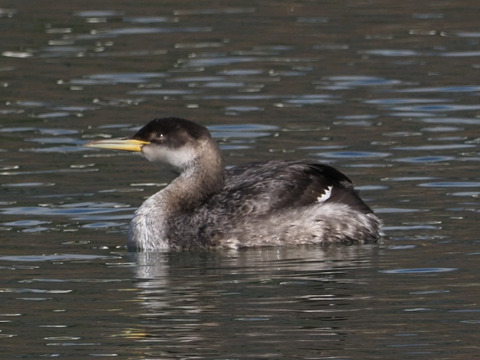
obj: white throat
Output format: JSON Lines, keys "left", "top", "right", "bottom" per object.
{"left": 128, "top": 189, "right": 171, "bottom": 251}
{"left": 141, "top": 144, "right": 198, "bottom": 172}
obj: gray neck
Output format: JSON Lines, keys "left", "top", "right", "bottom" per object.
{"left": 164, "top": 139, "right": 225, "bottom": 211}
{"left": 128, "top": 139, "right": 224, "bottom": 250}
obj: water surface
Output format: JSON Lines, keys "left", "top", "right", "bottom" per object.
{"left": 1, "top": 1, "right": 479, "bottom": 358}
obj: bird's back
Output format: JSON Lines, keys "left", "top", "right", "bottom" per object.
{"left": 167, "top": 160, "right": 381, "bottom": 249}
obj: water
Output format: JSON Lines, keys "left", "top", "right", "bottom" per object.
{"left": 1, "top": 0, "right": 479, "bottom": 358}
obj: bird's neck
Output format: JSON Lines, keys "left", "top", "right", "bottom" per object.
{"left": 164, "top": 143, "right": 224, "bottom": 210}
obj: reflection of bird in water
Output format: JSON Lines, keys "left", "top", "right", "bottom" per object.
{"left": 85, "top": 117, "right": 381, "bottom": 251}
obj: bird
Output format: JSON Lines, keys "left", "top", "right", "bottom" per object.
{"left": 85, "top": 117, "right": 381, "bottom": 251}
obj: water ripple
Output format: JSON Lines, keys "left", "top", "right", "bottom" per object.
{"left": 392, "top": 104, "right": 480, "bottom": 112}
{"left": 394, "top": 144, "right": 475, "bottom": 151}
{"left": 71, "top": 72, "right": 166, "bottom": 85}
{"left": 362, "top": 49, "right": 420, "bottom": 57}
{"left": 123, "top": 16, "right": 170, "bottom": 24}
{"left": 395, "top": 156, "right": 456, "bottom": 163}
{"left": 418, "top": 181, "right": 480, "bottom": 188}
{"left": 398, "top": 85, "right": 480, "bottom": 93}
{"left": 0, "top": 254, "right": 115, "bottom": 262}
{"left": 420, "top": 117, "right": 480, "bottom": 125}
{"left": 74, "top": 10, "right": 124, "bottom": 18}
{"left": 323, "top": 75, "right": 402, "bottom": 89}
{"left": 0, "top": 204, "right": 130, "bottom": 217}
{"left": 315, "top": 151, "right": 391, "bottom": 159}
{"left": 380, "top": 267, "right": 457, "bottom": 274}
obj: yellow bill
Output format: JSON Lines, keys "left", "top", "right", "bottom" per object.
{"left": 84, "top": 138, "right": 150, "bottom": 152}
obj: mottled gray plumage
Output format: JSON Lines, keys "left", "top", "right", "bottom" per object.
{"left": 88, "top": 117, "right": 381, "bottom": 251}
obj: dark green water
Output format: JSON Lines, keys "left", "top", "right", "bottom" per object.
{"left": 1, "top": 1, "right": 479, "bottom": 358}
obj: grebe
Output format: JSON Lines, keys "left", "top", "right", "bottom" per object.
{"left": 85, "top": 117, "right": 381, "bottom": 251}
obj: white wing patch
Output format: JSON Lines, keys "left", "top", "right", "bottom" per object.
{"left": 317, "top": 185, "right": 333, "bottom": 203}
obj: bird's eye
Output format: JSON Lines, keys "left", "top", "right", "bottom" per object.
{"left": 155, "top": 133, "right": 165, "bottom": 141}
